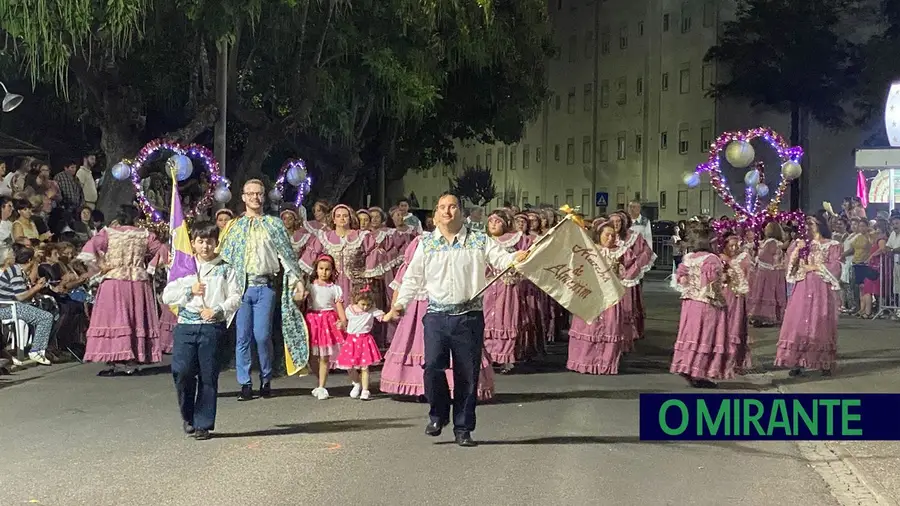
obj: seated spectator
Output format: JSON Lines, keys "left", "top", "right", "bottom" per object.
{"left": 90, "top": 209, "right": 105, "bottom": 233}
{"left": 37, "top": 243, "right": 89, "bottom": 352}
{"left": 0, "top": 244, "right": 55, "bottom": 365}
{"left": 70, "top": 206, "right": 95, "bottom": 242}
{"left": 0, "top": 197, "right": 12, "bottom": 261}
{"left": 12, "top": 198, "right": 51, "bottom": 244}
{"left": 29, "top": 195, "right": 52, "bottom": 239}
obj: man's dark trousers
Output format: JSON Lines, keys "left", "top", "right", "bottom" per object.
{"left": 422, "top": 311, "right": 484, "bottom": 434}
{"left": 172, "top": 322, "right": 225, "bottom": 431}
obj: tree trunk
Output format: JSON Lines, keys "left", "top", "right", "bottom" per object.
{"left": 96, "top": 122, "right": 143, "bottom": 220}
{"left": 789, "top": 102, "right": 801, "bottom": 211}
{"left": 229, "top": 126, "right": 282, "bottom": 201}
{"left": 314, "top": 159, "right": 362, "bottom": 204}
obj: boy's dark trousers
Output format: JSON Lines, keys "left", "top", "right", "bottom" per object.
{"left": 172, "top": 322, "right": 226, "bottom": 431}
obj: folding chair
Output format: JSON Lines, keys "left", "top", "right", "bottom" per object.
{"left": 0, "top": 300, "right": 32, "bottom": 363}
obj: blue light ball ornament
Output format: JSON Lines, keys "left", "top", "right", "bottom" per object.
{"left": 214, "top": 185, "right": 232, "bottom": 203}
{"left": 167, "top": 154, "right": 194, "bottom": 181}
{"left": 111, "top": 161, "right": 132, "bottom": 181}
{"left": 756, "top": 183, "right": 770, "bottom": 197}
{"left": 268, "top": 188, "right": 283, "bottom": 202}
{"left": 744, "top": 169, "right": 760, "bottom": 187}
{"left": 683, "top": 172, "right": 701, "bottom": 188}
{"left": 286, "top": 163, "right": 308, "bottom": 187}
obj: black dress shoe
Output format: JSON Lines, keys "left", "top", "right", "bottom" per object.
{"left": 455, "top": 432, "right": 477, "bottom": 447}
{"left": 183, "top": 421, "right": 195, "bottom": 435}
{"left": 425, "top": 420, "right": 447, "bottom": 437}
{"left": 194, "top": 429, "right": 211, "bottom": 441}
{"left": 238, "top": 384, "right": 255, "bottom": 401}
{"left": 260, "top": 382, "right": 272, "bottom": 398}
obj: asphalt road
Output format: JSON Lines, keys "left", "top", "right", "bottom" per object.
{"left": 0, "top": 277, "right": 869, "bottom": 506}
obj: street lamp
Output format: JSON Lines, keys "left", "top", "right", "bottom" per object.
{"left": 0, "top": 81, "right": 23, "bottom": 112}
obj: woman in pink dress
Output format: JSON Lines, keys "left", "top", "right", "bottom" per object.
{"left": 747, "top": 222, "right": 787, "bottom": 326}
{"left": 669, "top": 224, "right": 736, "bottom": 388}
{"left": 77, "top": 210, "right": 168, "bottom": 376}
{"left": 776, "top": 213, "right": 842, "bottom": 376}
{"left": 609, "top": 211, "right": 655, "bottom": 347}
{"left": 567, "top": 221, "right": 627, "bottom": 374}
{"left": 304, "top": 199, "right": 331, "bottom": 236}
{"left": 379, "top": 238, "right": 494, "bottom": 401}
{"left": 858, "top": 220, "right": 888, "bottom": 318}
{"left": 375, "top": 206, "right": 416, "bottom": 344}
{"left": 280, "top": 207, "right": 314, "bottom": 259}
{"left": 300, "top": 204, "right": 392, "bottom": 301}
{"left": 539, "top": 208, "right": 566, "bottom": 342}
{"left": 721, "top": 233, "right": 753, "bottom": 372}
{"left": 483, "top": 209, "right": 536, "bottom": 373}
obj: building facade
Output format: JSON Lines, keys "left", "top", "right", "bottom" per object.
{"left": 393, "top": 0, "right": 868, "bottom": 220}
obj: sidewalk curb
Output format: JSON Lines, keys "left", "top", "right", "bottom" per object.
{"left": 775, "top": 383, "right": 898, "bottom": 506}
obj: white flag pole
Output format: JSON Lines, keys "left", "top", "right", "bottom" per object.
{"left": 470, "top": 211, "right": 580, "bottom": 301}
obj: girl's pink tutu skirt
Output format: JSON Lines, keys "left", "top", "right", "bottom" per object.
{"left": 305, "top": 310, "right": 344, "bottom": 357}
{"left": 336, "top": 333, "right": 383, "bottom": 369}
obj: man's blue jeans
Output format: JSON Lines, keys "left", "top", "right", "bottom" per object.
{"left": 235, "top": 285, "right": 276, "bottom": 386}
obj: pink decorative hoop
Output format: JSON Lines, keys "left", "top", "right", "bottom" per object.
{"left": 129, "top": 139, "right": 223, "bottom": 222}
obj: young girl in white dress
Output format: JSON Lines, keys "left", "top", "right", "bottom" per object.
{"left": 335, "top": 285, "right": 385, "bottom": 400}
{"left": 304, "top": 254, "right": 347, "bottom": 400}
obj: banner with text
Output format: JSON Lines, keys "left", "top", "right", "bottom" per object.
{"left": 514, "top": 217, "right": 625, "bottom": 323}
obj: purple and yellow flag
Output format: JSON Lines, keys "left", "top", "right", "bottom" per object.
{"left": 167, "top": 170, "right": 197, "bottom": 313}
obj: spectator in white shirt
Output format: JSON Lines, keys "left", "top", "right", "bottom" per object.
{"left": 384, "top": 192, "right": 527, "bottom": 447}
{"left": 627, "top": 199, "right": 653, "bottom": 251}
{"left": 465, "top": 206, "right": 484, "bottom": 231}
{"left": 77, "top": 154, "right": 99, "bottom": 209}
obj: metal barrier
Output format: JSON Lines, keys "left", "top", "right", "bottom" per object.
{"left": 873, "top": 254, "right": 900, "bottom": 319}
{"left": 652, "top": 236, "right": 675, "bottom": 270}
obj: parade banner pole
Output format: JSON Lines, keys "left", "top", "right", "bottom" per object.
{"left": 470, "top": 210, "right": 579, "bottom": 301}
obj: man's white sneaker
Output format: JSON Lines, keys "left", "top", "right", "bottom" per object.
{"left": 350, "top": 382, "right": 362, "bottom": 399}
{"left": 29, "top": 351, "right": 51, "bottom": 366}
{"left": 315, "top": 388, "right": 330, "bottom": 400}
{"left": 360, "top": 390, "right": 371, "bottom": 401}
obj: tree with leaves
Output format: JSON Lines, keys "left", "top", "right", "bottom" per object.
{"left": 704, "top": 0, "right": 858, "bottom": 210}
{"left": 450, "top": 166, "right": 496, "bottom": 206}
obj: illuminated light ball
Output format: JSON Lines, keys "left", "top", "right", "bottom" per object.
{"left": 744, "top": 169, "right": 760, "bottom": 187}
{"left": 781, "top": 160, "right": 802, "bottom": 180}
{"left": 725, "top": 140, "right": 755, "bottom": 168}
{"left": 683, "top": 172, "right": 701, "bottom": 188}
{"left": 219, "top": 177, "right": 231, "bottom": 188}
{"left": 268, "top": 188, "right": 283, "bottom": 202}
{"left": 111, "top": 161, "right": 132, "bottom": 181}
{"left": 167, "top": 154, "right": 194, "bottom": 181}
{"left": 214, "top": 185, "right": 232, "bottom": 203}
{"left": 286, "top": 164, "right": 308, "bottom": 186}
{"left": 756, "top": 183, "right": 770, "bottom": 197}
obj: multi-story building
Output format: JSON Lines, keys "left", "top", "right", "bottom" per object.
{"left": 392, "top": 0, "right": 869, "bottom": 220}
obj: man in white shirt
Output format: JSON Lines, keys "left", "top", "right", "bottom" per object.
{"left": 77, "top": 154, "right": 99, "bottom": 209}
{"left": 384, "top": 192, "right": 527, "bottom": 447}
{"left": 627, "top": 199, "right": 653, "bottom": 251}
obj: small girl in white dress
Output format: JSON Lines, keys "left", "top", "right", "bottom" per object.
{"left": 335, "top": 286, "right": 384, "bottom": 400}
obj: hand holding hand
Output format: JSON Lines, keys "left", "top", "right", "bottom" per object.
{"left": 382, "top": 310, "right": 397, "bottom": 323}
{"left": 336, "top": 319, "right": 347, "bottom": 330}
{"left": 293, "top": 286, "right": 307, "bottom": 302}
{"left": 191, "top": 282, "right": 206, "bottom": 296}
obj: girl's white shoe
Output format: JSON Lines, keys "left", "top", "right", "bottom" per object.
{"left": 360, "top": 390, "right": 371, "bottom": 401}
{"left": 349, "top": 382, "right": 362, "bottom": 399}
{"left": 315, "top": 388, "right": 330, "bottom": 400}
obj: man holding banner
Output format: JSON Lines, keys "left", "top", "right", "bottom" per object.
{"left": 384, "top": 192, "right": 528, "bottom": 447}
{"left": 385, "top": 200, "right": 624, "bottom": 447}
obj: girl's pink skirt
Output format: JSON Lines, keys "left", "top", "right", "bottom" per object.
{"left": 305, "top": 310, "right": 344, "bottom": 357}
{"left": 336, "top": 333, "right": 383, "bottom": 369}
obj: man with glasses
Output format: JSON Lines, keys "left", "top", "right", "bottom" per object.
{"left": 218, "top": 179, "right": 309, "bottom": 401}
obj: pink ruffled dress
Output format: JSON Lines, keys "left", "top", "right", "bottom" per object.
{"left": 304, "top": 281, "right": 345, "bottom": 357}
{"left": 617, "top": 231, "right": 656, "bottom": 348}
{"left": 78, "top": 226, "right": 167, "bottom": 364}
{"left": 724, "top": 251, "right": 753, "bottom": 371}
{"left": 378, "top": 238, "right": 495, "bottom": 400}
{"left": 669, "top": 252, "right": 741, "bottom": 380}
{"left": 335, "top": 306, "right": 384, "bottom": 369}
{"left": 746, "top": 238, "right": 787, "bottom": 324}
{"left": 483, "top": 232, "right": 537, "bottom": 365}
{"left": 567, "top": 246, "right": 627, "bottom": 374}
{"left": 775, "top": 240, "right": 842, "bottom": 371}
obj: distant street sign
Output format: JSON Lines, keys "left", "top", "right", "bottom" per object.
{"left": 595, "top": 192, "right": 609, "bottom": 207}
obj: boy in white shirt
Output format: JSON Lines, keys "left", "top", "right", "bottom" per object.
{"left": 162, "top": 221, "right": 242, "bottom": 440}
